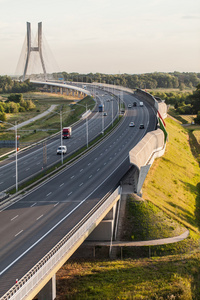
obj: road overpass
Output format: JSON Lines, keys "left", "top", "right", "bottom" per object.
{"left": 0, "top": 86, "right": 165, "bottom": 299}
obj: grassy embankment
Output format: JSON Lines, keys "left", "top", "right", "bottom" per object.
{"left": 56, "top": 117, "right": 200, "bottom": 300}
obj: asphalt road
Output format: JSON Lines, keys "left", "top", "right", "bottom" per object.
{"left": 0, "top": 88, "right": 118, "bottom": 193}
{"left": 0, "top": 92, "right": 157, "bottom": 296}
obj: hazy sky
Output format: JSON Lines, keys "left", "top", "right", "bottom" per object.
{"left": 0, "top": 0, "right": 200, "bottom": 75}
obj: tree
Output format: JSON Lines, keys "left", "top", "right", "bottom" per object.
{"left": 0, "top": 112, "right": 7, "bottom": 122}
{"left": 194, "top": 112, "right": 200, "bottom": 124}
{"left": 188, "top": 84, "right": 200, "bottom": 114}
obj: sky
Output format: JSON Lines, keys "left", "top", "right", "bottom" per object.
{"left": 0, "top": 0, "right": 200, "bottom": 75}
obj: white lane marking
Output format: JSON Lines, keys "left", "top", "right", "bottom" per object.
{"left": 60, "top": 183, "right": 64, "bottom": 187}
{"left": 89, "top": 175, "right": 92, "bottom": 179}
{"left": 26, "top": 168, "right": 30, "bottom": 171}
{"left": 104, "top": 162, "right": 106, "bottom": 165}
{"left": 94, "top": 158, "right": 97, "bottom": 160}
{"left": 0, "top": 182, "right": 3, "bottom": 185}
{"left": 11, "top": 215, "right": 18, "bottom": 221}
{"left": 80, "top": 169, "right": 83, "bottom": 172}
{"left": 88, "top": 163, "right": 91, "bottom": 166}
{"left": 15, "top": 230, "right": 23, "bottom": 237}
{"left": 79, "top": 183, "right": 83, "bottom": 186}
{"left": 36, "top": 162, "right": 40, "bottom": 165}
{"left": 37, "top": 215, "right": 43, "bottom": 221}
{"left": 0, "top": 110, "right": 130, "bottom": 274}
{"left": 31, "top": 203, "right": 36, "bottom": 207}
{"left": 46, "top": 192, "right": 52, "bottom": 197}
{"left": 97, "top": 168, "right": 100, "bottom": 171}
{"left": 68, "top": 192, "right": 72, "bottom": 196}
{"left": 54, "top": 202, "right": 59, "bottom": 207}
{"left": 71, "top": 175, "right": 74, "bottom": 179}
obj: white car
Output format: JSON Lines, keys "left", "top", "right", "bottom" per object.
{"left": 57, "top": 145, "right": 67, "bottom": 155}
{"left": 129, "top": 122, "right": 135, "bottom": 127}
{"left": 128, "top": 104, "right": 132, "bottom": 108}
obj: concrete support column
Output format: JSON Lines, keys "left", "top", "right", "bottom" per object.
{"left": 60, "top": 87, "right": 63, "bottom": 94}
{"left": 35, "top": 274, "right": 56, "bottom": 300}
{"left": 50, "top": 86, "right": 53, "bottom": 93}
{"left": 72, "top": 90, "right": 75, "bottom": 96}
{"left": 87, "top": 202, "right": 118, "bottom": 241}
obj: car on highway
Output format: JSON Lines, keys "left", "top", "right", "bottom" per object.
{"left": 133, "top": 102, "right": 137, "bottom": 106}
{"left": 103, "top": 112, "right": 107, "bottom": 116}
{"left": 139, "top": 124, "right": 145, "bottom": 129}
{"left": 129, "top": 122, "right": 135, "bottom": 127}
{"left": 128, "top": 104, "right": 132, "bottom": 108}
{"left": 57, "top": 145, "right": 67, "bottom": 154}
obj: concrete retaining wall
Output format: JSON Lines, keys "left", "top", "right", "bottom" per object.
{"left": 129, "top": 129, "right": 165, "bottom": 170}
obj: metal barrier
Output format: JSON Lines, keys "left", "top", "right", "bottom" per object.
{"left": 2, "top": 187, "right": 120, "bottom": 300}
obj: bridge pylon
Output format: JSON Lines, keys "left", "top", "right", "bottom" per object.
{"left": 23, "top": 22, "right": 47, "bottom": 81}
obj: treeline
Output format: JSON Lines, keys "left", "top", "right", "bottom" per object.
{"left": 0, "top": 76, "right": 35, "bottom": 93}
{"left": 151, "top": 84, "right": 200, "bottom": 124}
{"left": 54, "top": 71, "right": 200, "bottom": 90}
{"left": 0, "top": 94, "right": 36, "bottom": 122}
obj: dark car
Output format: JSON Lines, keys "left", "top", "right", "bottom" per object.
{"left": 133, "top": 102, "right": 137, "bottom": 106}
{"left": 139, "top": 124, "right": 144, "bottom": 129}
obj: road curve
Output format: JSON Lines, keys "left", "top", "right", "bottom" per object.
{"left": 0, "top": 92, "right": 157, "bottom": 296}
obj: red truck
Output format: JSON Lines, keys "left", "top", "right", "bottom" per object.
{"left": 62, "top": 127, "right": 72, "bottom": 139}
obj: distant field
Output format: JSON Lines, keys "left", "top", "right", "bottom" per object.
{"left": 147, "top": 87, "right": 194, "bottom": 94}
{"left": 180, "top": 115, "right": 196, "bottom": 123}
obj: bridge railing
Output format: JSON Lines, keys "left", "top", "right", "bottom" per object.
{"left": 2, "top": 186, "right": 121, "bottom": 300}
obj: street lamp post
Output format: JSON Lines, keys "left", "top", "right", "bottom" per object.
{"left": 74, "top": 103, "right": 94, "bottom": 148}
{"left": 60, "top": 111, "right": 63, "bottom": 165}
{"left": 15, "top": 121, "right": 18, "bottom": 192}
{"left": 0, "top": 120, "right": 18, "bottom": 192}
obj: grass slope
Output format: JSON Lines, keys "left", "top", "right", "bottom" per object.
{"left": 56, "top": 253, "right": 200, "bottom": 300}
{"left": 143, "top": 118, "right": 200, "bottom": 236}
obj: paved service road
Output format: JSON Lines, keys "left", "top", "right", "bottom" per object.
{"left": 0, "top": 92, "right": 157, "bottom": 296}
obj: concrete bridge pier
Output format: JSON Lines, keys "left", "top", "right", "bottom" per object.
{"left": 86, "top": 202, "right": 118, "bottom": 241}
{"left": 34, "top": 274, "right": 56, "bottom": 300}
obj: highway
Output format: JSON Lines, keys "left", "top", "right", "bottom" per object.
{"left": 0, "top": 92, "right": 157, "bottom": 296}
{"left": 0, "top": 89, "right": 118, "bottom": 193}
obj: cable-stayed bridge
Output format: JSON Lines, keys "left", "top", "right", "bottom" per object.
{"left": 15, "top": 22, "right": 60, "bottom": 82}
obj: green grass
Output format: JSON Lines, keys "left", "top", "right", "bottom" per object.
{"left": 143, "top": 117, "right": 200, "bottom": 236}
{"left": 56, "top": 253, "right": 200, "bottom": 300}
{"left": 193, "top": 130, "right": 200, "bottom": 145}
{"left": 124, "top": 198, "right": 186, "bottom": 241}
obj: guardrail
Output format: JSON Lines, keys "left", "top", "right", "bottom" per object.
{"left": 2, "top": 186, "right": 121, "bottom": 300}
